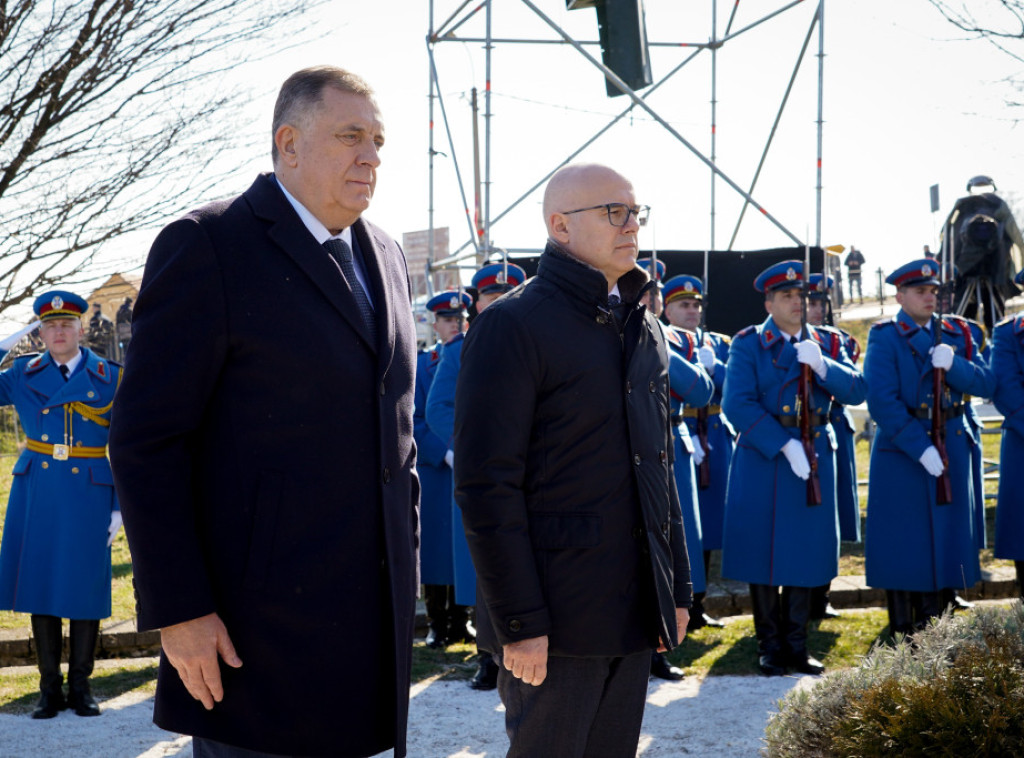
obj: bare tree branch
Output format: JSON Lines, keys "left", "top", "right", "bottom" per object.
{"left": 0, "top": 0, "right": 325, "bottom": 315}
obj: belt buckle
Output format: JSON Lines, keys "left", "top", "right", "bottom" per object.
{"left": 52, "top": 444, "right": 69, "bottom": 461}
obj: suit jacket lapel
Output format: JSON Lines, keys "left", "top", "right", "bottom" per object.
{"left": 246, "top": 174, "right": 376, "bottom": 349}
{"left": 353, "top": 218, "right": 396, "bottom": 369}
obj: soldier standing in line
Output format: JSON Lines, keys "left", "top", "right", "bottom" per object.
{"left": 805, "top": 273, "right": 860, "bottom": 620}
{"left": 426, "top": 261, "right": 526, "bottom": 690}
{"left": 863, "top": 259, "right": 993, "bottom": 637}
{"left": 415, "top": 291, "right": 472, "bottom": 648}
{"left": 661, "top": 274, "right": 732, "bottom": 631}
{"left": 721, "top": 261, "right": 866, "bottom": 676}
{"left": 845, "top": 246, "right": 865, "bottom": 304}
{"left": 0, "top": 291, "right": 123, "bottom": 719}
{"left": 990, "top": 269, "right": 1024, "bottom": 601}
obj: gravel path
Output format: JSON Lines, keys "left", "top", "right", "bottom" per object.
{"left": 0, "top": 662, "right": 817, "bottom": 757}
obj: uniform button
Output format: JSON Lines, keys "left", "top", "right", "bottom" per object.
{"left": 782, "top": 405, "right": 790, "bottom": 413}
{"left": 956, "top": 429, "right": 962, "bottom": 435}
{"left": 71, "top": 467, "right": 79, "bottom": 474}
{"left": 87, "top": 391, "right": 95, "bottom": 398}
{"left": 815, "top": 431, "right": 821, "bottom": 438}
{"left": 41, "top": 461, "right": 49, "bottom": 469}
{"left": 41, "top": 434, "right": 48, "bottom": 441}
{"left": 509, "top": 619, "right": 522, "bottom": 632}
{"left": 41, "top": 409, "right": 49, "bottom": 415}
{"left": 382, "top": 467, "right": 391, "bottom": 483}
{"left": 626, "top": 381, "right": 632, "bottom": 393}
{"left": 921, "top": 403, "right": 928, "bottom": 408}
{"left": 649, "top": 381, "right": 656, "bottom": 393}
{"left": 634, "top": 454, "right": 642, "bottom": 465}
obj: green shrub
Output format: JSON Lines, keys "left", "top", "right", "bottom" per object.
{"left": 763, "top": 603, "right": 1024, "bottom": 757}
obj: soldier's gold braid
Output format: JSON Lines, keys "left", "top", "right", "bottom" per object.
{"left": 65, "top": 367, "right": 123, "bottom": 428}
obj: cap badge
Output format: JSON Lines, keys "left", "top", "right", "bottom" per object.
{"left": 922, "top": 264, "right": 933, "bottom": 276}
{"left": 449, "top": 296, "right": 460, "bottom": 310}
{"left": 786, "top": 267, "right": 797, "bottom": 280}
{"left": 683, "top": 281, "right": 694, "bottom": 292}
{"left": 51, "top": 296, "right": 63, "bottom": 310}
{"left": 495, "top": 270, "right": 507, "bottom": 284}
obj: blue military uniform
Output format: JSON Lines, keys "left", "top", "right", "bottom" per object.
{"left": 991, "top": 269, "right": 1024, "bottom": 597}
{"left": 864, "top": 260, "right": 994, "bottom": 636}
{"left": 721, "top": 261, "right": 866, "bottom": 675}
{"left": 416, "top": 291, "right": 472, "bottom": 647}
{"left": 0, "top": 290, "right": 120, "bottom": 718}
{"left": 426, "top": 262, "right": 525, "bottom": 690}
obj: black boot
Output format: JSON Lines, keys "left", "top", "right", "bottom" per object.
{"left": 30, "top": 615, "right": 66, "bottom": 719}
{"left": 810, "top": 584, "right": 840, "bottom": 620}
{"left": 913, "top": 590, "right": 943, "bottom": 631}
{"left": 749, "top": 584, "right": 785, "bottom": 676}
{"left": 886, "top": 590, "right": 915, "bottom": 639}
{"left": 940, "top": 587, "right": 974, "bottom": 613}
{"left": 447, "top": 602, "right": 475, "bottom": 645}
{"left": 1016, "top": 561, "right": 1024, "bottom": 603}
{"left": 650, "top": 651, "right": 684, "bottom": 680}
{"left": 469, "top": 652, "right": 498, "bottom": 690}
{"left": 423, "top": 584, "right": 449, "bottom": 649}
{"left": 67, "top": 619, "right": 101, "bottom": 717}
{"left": 687, "top": 592, "right": 725, "bottom": 631}
{"left": 782, "top": 587, "right": 824, "bottom": 675}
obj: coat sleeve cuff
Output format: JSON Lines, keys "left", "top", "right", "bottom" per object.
{"left": 489, "top": 606, "right": 553, "bottom": 647}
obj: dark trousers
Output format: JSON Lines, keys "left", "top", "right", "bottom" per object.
{"left": 192, "top": 737, "right": 309, "bottom": 758}
{"left": 497, "top": 650, "right": 650, "bottom": 758}
{"left": 848, "top": 274, "right": 862, "bottom": 301}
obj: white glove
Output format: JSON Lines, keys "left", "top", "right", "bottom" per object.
{"left": 919, "top": 446, "right": 945, "bottom": 477}
{"left": 698, "top": 346, "right": 716, "bottom": 374}
{"left": 107, "top": 511, "right": 123, "bottom": 547}
{"left": 444, "top": 449, "right": 454, "bottom": 469}
{"left": 781, "top": 438, "right": 811, "bottom": 481}
{"left": 931, "top": 343, "right": 954, "bottom": 370}
{"left": 691, "top": 441, "right": 706, "bottom": 467}
{"left": 796, "top": 339, "right": 826, "bottom": 377}
{"left": 0, "top": 321, "right": 39, "bottom": 351}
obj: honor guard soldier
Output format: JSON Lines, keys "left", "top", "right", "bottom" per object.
{"left": 651, "top": 322, "right": 713, "bottom": 679}
{"left": 426, "top": 261, "right": 526, "bottom": 689}
{"left": 416, "top": 291, "right": 472, "bottom": 648}
{"left": 806, "top": 274, "right": 860, "bottom": 619}
{"left": 0, "top": 291, "right": 122, "bottom": 719}
{"left": 991, "top": 269, "right": 1024, "bottom": 601}
{"left": 662, "top": 274, "right": 733, "bottom": 630}
{"left": 637, "top": 257, "right": 666, "bottom": 317}
{"left": 721, "top": 261, "right": 866, "bottom": 676}
{"left": 864, "top": 260, "right": 994, "bottom": 637}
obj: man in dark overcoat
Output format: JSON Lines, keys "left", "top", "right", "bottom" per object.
{"left": 455, "top": 163, "right": 691, "bottom": 757}
{"left": 108, "top": 66, "right": 419, "bottom": 758}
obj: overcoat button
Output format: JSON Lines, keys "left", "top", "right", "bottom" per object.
{"left": 41, "top": 461, "right": 49, "bottom": 469}
{"left": 509, "top": 620, "right": 522, "bottom": 632}
{"left": 41, "top": 409, "right": 49, "bottom": 415}
{"left": 71, "top": 467, "right": 79, "bottom": 474}
{"left": 649, "top": 381, "right": 656, "bottom": 392}
{"left": 633, "top": 454, "right": 641, "bottom": 465}
{"left": 626, "top": 381, "right": 632, "bottom": 393}
{"left": 41, "top": 434, "right": 48, "bottom": 441}
{"left": 382, "top": 467, "right": 391, "bottom": 483}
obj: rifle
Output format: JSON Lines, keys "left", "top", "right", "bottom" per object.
{"left": 696, "top": 249, "right": 711, "bottom": 489}
{"left": 799, "top": 243, "right": 822, "bottom": 505}
{"left": 933, "top": 213, "right": 957, "bottom": 505}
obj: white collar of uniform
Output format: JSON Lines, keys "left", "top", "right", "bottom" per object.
{"left": 56, "top": 349, "right": 83, "bottom": 376}
{"left": 275, "top": 175, "right": 353, "bottom": 248}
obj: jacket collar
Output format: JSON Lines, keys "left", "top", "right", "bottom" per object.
{"left": 536, "top": 240, "right": 651, "bottom": 312}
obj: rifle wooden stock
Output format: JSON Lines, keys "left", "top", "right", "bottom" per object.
{"left": 696, "top": 407, "right": 711, "bottom": 489}
{"left": 799, "top": 363, "right": 822, "bottom": 506}
{"left": 933, "top": 366, "right": 953, "bottom": 505}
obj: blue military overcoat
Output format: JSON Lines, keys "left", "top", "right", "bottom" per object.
{"left": 0, "top": 347, "right": 120, "bottom": 619}
{"left": 665, "top": 326, "right": 714, "bottom": 593}
{"left": 682, "top": 328, "right": 735, "bottom": 551}
{"left": 818, "top": 326, "right": 862, "bottom": 542}
{"left": 864, "top": 310, "right": 994, "bottom": 592}
{"left": 424, "top": 333, "right": 476, "bottom": 605}
{"left": 993, "top": 314, "right": 1024, "bottom": 560}
{"left": 721, "top": 317, "right": 866, "bottom": 587}
{"left": 414, "top": 343, "right": 455, "bottom": 585}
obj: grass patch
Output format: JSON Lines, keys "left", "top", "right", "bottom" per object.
{"left": 0, "top": 658, "right": 158, "bottom": 715}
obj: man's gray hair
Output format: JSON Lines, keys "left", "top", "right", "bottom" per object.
{"left": 271, "top": 66, "right": 376, "bottom": 163}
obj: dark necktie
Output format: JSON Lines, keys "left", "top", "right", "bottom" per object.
{"left": 607, "top": 293, "right": 623, "bottom": 327}
{"left": 790, "top": 335, "right": 798, "bottom": 345}
{"left": 59, "top": 364, "right": 69, "bottom": 381}
{"left": 324, "top": 238, "right": 377, "bottom": 344}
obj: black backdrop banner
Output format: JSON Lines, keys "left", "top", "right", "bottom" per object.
{"left": 507, "top": 246, "right": 824, "bottom": 337}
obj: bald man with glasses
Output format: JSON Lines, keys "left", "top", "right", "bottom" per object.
{"left": 454, "top": 163, "right": 691, "bottom": 758}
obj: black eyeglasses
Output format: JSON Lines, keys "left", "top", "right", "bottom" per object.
{"left": 561, "top": 203, "right": 650, "bottom": 228}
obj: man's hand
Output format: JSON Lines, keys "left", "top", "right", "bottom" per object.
{"left": 502, "top": 635, "right": 548, "bottom": 687}
{"left": 919, "top": 445, "right": 945, "bottom": 477}
{"left": 691, "top": 441, "right": 706, "bottom": 467}
{"left": 658, "top": 608, "right": 690, "bottom": 651}
{"left": 106, "top": 511, "right": 123, "bottom": 547}
{"left": 781, "top": 438, "right": 811, "bottom": 480}
{"left": 930, "top": 343, "right": 955, "bottom": 370}
{"left": 698, "top": 346, "right": 716, "bottom": 374}
{"left": 161, "top": 613, "right": 243, "bottom": 710}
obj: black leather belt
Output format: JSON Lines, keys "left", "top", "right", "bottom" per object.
{"left": 912, "top": 405, "right": 964, "bottom": 420}
{"left": 777, "top": 414, "right": 826, "bottom": 427}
